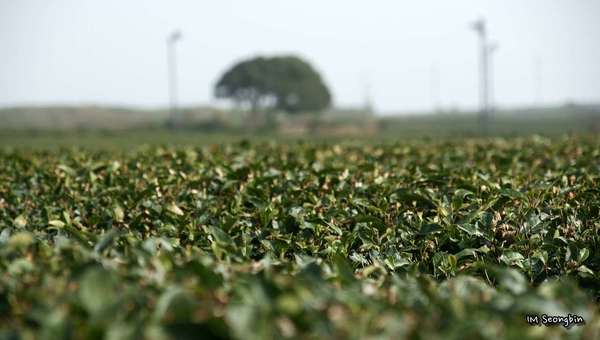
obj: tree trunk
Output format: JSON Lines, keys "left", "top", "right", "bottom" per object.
{"left": 248, "top": 97, "right": 260, "bottom": 131}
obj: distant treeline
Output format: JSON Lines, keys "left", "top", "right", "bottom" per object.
{"left": 0, "top": 103, "right": 599, "bottom": 137}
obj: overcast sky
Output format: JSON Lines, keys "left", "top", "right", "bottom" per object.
{"left": 1, "top": 0, "right": 599, "bottom": 113}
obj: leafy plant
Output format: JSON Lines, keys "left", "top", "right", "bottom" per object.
{"left": 1, "top": 136, "right": 599, "bottom": 339}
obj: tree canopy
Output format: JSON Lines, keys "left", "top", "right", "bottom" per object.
{"left": 215, "top": 55, "right": 331, "bottom": 114}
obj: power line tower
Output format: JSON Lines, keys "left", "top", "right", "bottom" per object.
{"left": 167, "top": 30, "right": 182, "bottom": 128}
{"left": 471, "top": 19, "right": 496, "bottom": 136}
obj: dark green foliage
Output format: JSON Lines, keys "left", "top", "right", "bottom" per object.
{"left": 215, "top": 56, "right": 332, "bottom": 113}
{"left": 1, "top": 136, "right": 600, "bottom": 339}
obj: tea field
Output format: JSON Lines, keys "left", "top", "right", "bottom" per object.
{"left": 1, "top": 136, "right": 600, "bottom": 339}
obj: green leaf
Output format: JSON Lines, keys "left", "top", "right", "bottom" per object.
{"left": 153, "top": 286, "right": 197, "bottom": 322}
{"left": 497, "top": 268, "right": 527, "bottom": 295}
{"left": 78, "top": 267, "right": 119, "bottom": 316}
{"left": 48, "top": 220, "right": 65, "bottom": 228}
{"left": 457, "top": 224, "right": 483, "bottom": 237}
{"left": 13, "top": 215, "right": 27, "bottom": 229}
{"left": 455, "top": 248, "right": 478, "bottom": 260}
{"left": 577, "top": 265, "right": 594, "bottom": 276}
{"left": 578, "top": 248, "right": 590, "bottom": 263}
{"left": 94, "top": 229, "right": 121, "bottom": 253}
{"left": 8, "top": 232, "right": 34, "bottom": 248}
{"left": 166, "top": 203, "right": 184, "bottom": 216}
{"left": 209, "top": 226, "right": 235, "bottom": 247}
{"left": 499, "top": 251, "right": 525, "bottom": 269}
{"left": 419, "top": 223, "right": 443, "bottom": 236}
{"left": 113, "top": 205, "right": 125, "bottom": 222}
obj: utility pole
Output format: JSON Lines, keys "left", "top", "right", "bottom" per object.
{"left": 471, "top": 19, "right": 494, "bottom": 136}
{"left": 167, "top": 30, "right": 182, "bottom": 128}
{"left": 534, "top": 56, "right": 542, "bottom": 105}
{"left": 361, "top": 74, "right": 374, "bottom": 116}
{"left": 430, "top": 64, "right": 441, "bottom": 113}
{"left": 488, "top": 43, "right": 499, "bottom": 113}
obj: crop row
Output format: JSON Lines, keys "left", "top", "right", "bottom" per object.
{"left": 1, "top": 136, "right": 599, "bottom": 339}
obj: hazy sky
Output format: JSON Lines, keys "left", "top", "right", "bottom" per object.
{"left": 1, "top": 1, "right": 599, "bottom": 113}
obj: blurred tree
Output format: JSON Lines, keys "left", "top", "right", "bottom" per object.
{"left": 215, "top": 56, "right": 331, "bottom": 116}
